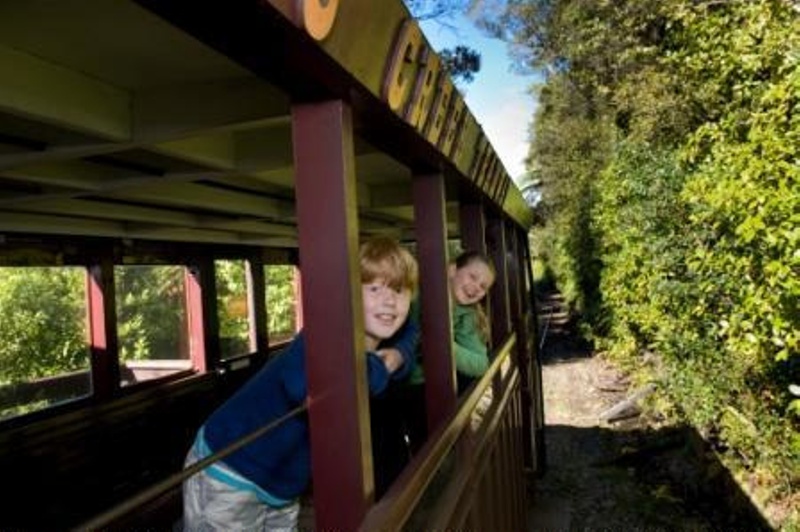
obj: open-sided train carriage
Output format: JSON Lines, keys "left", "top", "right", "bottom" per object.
{"left": 0, "top": 1, "right": 545, "bottom": 529}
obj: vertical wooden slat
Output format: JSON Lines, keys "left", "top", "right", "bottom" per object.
{"left": 459, "top": 200, "right": 492, "bottom": 342}
{"left": 504, "top": 399, "right": 516, "bottom": 530}
{"left": 499, "top": 410, "right": 510, "bottom": 529}
{"left": 508, "top": 398, "right": 521, "bottom": 531}
{"left": 508, "top": 224, "right": 535, "bottom": 474}
{"left": 293, "top": 267, "right": 304, "bottom": 332}
{"left": 519, "top": 395, "right": 530, "bottom": 530}
{"left": 521, "top": 231, "right": 547, "bottom": 475}
{"left": 246, "top": 255, "right": 269, "bottom": 354}
{"left": 292, "top": 99, "right": 370, "bottom": 531}
{"left": 459, "top": 200, "right": 487, "bottom": 254}
{"left": 487, "top": 213, "right": 510, "bottom": 349}
{"left": 413, "top": 172, "right": 457, "bottom": 432}
{"left": 487, "top": 442, "right": 500, "bottom": 528}
{"left": 513, "top": 398, "right": 526, "bottom": 531}
{"left": 86, "top": 259, "right": 119, "bottom": 399}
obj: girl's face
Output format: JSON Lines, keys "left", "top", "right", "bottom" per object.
{"left": 449, "top": 260, "right": 494, "bottom": 306}
{"left": 362, "top": 278, "right": 411, "bottom": 350}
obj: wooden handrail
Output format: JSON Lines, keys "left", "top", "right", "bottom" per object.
{"left": 72, "top": 403, "right": 309, "bottom": 531}
{"left": 359, "top": 333, "right": 518, "bottom": 531}
{"left": 429, "top": 362, "right": 520, "bottom": 529}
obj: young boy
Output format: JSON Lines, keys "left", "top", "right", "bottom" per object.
{"left": 183, "top": 237, "right": 418, "bottom": 531}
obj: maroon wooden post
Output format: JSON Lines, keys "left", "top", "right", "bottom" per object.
{"left": 292, "top": 99, "right": 371, "bottom": 530}
{"left": 486, "top": 212, "right": 510, "bottom": 349}
{"left": 185, "top": 258, "right": 219, "bottom": 372}
{"left": 86, "top": 258, "right": 120, "bottom": 399}
{"left": 522, "top": 230, "right": 547, "bottom": 474}
{"left": 413, "top": 172, "right": 457, "bottom": 431}
{"left": 459, "top": 200, "right": 491, "bottom": 347}
{"left": 459, "top": 200, "right": 487, "bottom": 254}
{"left": 246, "top": 254, "right": 269, "bottom": 354}
{"left": 506, "top": 222, "right": 535, "bottom": 473}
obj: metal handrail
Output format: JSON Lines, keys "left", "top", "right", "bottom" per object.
{"left": 360, "top": 334, "right": 518, "bottom": 531}
{"left": 72, "top": 403, "right": 308, "bottom": 532}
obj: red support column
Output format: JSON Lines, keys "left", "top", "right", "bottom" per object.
{"left": 459, "top": 200, "right": 491, "bottom": 343}
{"left": 292, "top": 99, "right": 370, "bottom": 530}
{"left": 86, "top": 259, "right": 120, "bottom": 399}
{"left": 185, "top": 259, "right": 219, "bottom": 372}
{"left": 487, "top": 212, "right": 510, "bottom": 349}
{"left": 413, "top": 172, "right": 456, "bottom": 431}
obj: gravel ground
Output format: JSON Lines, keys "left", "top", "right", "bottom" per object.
{"left": 527, "top": 294, "right": 771, "bottom": 532}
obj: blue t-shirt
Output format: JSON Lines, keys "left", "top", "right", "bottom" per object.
{"left": 200, "top": 320, "right": 418, "bottom": 501}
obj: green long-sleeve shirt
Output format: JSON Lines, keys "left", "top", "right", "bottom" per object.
{"left": 408, "top": 298, "right": 489, "bottom": 385}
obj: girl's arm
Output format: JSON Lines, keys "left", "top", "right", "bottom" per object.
{"left": 453, "top": 308, "right": 489, "bottom": 377}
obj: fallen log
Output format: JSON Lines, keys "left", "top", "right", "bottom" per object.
{"left": 598, "top": 383, "right": 657, "bottom": 422}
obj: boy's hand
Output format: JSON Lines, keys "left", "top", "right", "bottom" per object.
{"left": 375, "top": 348, "right": 404, "bottom": 373}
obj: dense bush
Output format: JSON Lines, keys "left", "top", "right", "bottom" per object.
{"left": 116, "top": 265, "right": 186, "bottom": 361}
{"left": 0, "top": 268, "right": 86, "bottom": 383}
{"left": 491, "top": 0, "right": 799, "bottom": 524}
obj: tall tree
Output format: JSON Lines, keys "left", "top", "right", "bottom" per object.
{"left": 404, "top": 0, "right": 483, "bottom": 83}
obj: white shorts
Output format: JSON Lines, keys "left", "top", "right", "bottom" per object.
{"left": 182, "top": 445, "right": 299, "bottom": 532}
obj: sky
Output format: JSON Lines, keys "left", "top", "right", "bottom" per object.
{"left": 419, "top": 15, "right": 539, "bottom": 184}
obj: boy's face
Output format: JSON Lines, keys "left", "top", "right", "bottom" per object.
{"left": 362, "top": 278, "right": 411, "bottom": 349}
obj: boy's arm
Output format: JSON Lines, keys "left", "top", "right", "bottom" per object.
{"left": 375, "top": 316, "right": 419, "bottom": 380}
{"left": 366, "top": 352, "right": 391, "bottom": 394}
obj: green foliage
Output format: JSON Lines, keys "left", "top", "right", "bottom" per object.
{"left": 594, "top": 142, "right": 690, "bottom": 353}
{"left": 266, "top": 265, "right": 297, "bottom": 340}
{"left": 503, "top": 0, "right": 799, "bottom": 524}
{"left": 675, "top": 0, "right": 800, "bottom": 372}
{"left": 439, "top": 45, "right": 481, "bottom": 83}
{"left": 526, "top": 72, "right": 611, "bottom": 316}
{"left": 116, "top": 265, "right": 186, "bottom": 361}
{"left": 215, "top": 260, "right": 249, "bottom": 356}
{"left": 0, "top": 268, "right": 86, "bottom": 383}
{"left": 404, "top": 0, "right": 483, "bottom": 84}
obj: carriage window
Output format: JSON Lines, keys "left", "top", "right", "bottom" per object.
{"left": 216, "top": 260, "right": 250, "bottom": 358}
{"left": 0, "top": 267, "right": 90, "bottom": 421}
{"left": 266, "top": 265, "right": 299, "bottom": 345}
{"left": 115, "top": 265, "right": 190, "bottom": 385}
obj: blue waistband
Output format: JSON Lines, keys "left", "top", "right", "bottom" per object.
{"left": 194, "top": 427, "right": 293, "bottom": 508}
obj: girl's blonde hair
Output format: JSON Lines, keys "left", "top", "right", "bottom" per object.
{"left": 360, "top": 236, "right": 418, "bottom": 292}
{"left": 453, "top": 250, "right": 495, "bottom": 342}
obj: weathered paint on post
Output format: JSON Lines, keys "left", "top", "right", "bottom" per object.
{"left": 292, "top": 99, "right": 372, "bottom": 531}
{"left": 413, "top": 172, "right": 457, "bottom": 431}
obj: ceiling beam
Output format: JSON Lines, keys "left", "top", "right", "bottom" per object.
{"left": 133, "top": 77, "right": 289, "bottom": 141}
{"left": 102, "top": 181, "right": 296, "bottom": 219}
{"left": 0, "top": 43, "right": 130, "bottom": 141}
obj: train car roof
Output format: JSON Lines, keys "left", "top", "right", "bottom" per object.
{"left": 0, "top": 0, "right": 533, "bottom": 249}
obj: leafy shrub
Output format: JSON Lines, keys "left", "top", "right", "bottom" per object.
{"left": 0, "top": 268, "right": 86, "bottom": 383}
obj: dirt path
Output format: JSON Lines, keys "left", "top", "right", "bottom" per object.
{"left": 527, "top": 293, "right": 769, "bottom": 531}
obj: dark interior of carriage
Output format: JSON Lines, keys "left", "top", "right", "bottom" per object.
{"left": 0, "top": 1, "right": 541, "bottom": 529}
